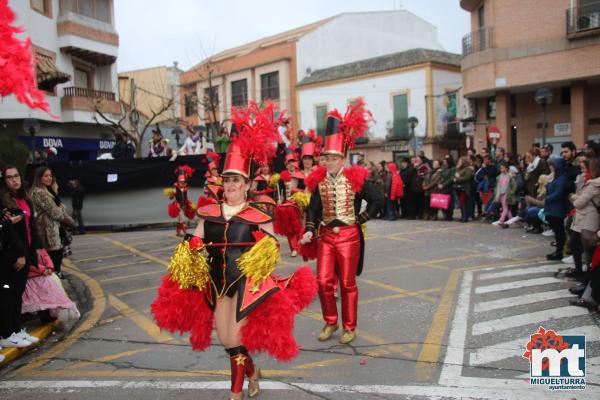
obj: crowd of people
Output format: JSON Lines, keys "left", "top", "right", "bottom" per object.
{"left": 366, "top": 140, "right": 600, "bottom": 309}
{"left": 0, "top": 161, "right": 80, "bottom": 362}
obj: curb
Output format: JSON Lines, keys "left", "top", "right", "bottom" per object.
{"left": 0, "top": 320, "right": 59, "bottom": 365}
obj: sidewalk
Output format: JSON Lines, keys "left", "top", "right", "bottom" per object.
{"left": 0, "top": 321, "right": 58, "bottom": 365}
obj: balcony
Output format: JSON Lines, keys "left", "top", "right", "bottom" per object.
{"left": 566, "top": 2, "right": 600, "bottom": 38}
{"left": 61, "top": 86, "right": 120, "bottom": 114}
{"left": 462, "top": 27, "right": 493, "bottom": 57}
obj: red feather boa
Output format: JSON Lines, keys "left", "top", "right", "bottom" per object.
{"left": 241, "top": 266, "right": 317, "bottom": 361}
{"left": 167, "top": 202, "right": 180, "bottom": 218}
{"left": 184, "top": 202, "right": 196, "bottom": 220}
{"left": 273, "top": 203, "right": 302, "bottom": 237}
{"left": 304, "top": 165, "right": 368, "bottom": 193}
{"left": 279, "top": 170, "right": 292, "bottom": 182}
{"left": 151, "top": 275, "right": 214, "bottom": 351}
{"left": 0, "top": 0, "right": 52, "bottom": 114}
{"left": 305, "top": 165, "right": 327, "bottom": 192}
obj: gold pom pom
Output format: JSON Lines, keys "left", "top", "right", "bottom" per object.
{"left": 237, "top": 235, "right": 280, "bottom": 286}
{"left": 167, "top": 242, "right": 211, "bottom": 290}
{"left": 290, "top": 191, "right": 310, "bottom": 211}
{"left": 269, "top": 173, "right": 280, "bottom": 187}
{"left": 163, "top": 188, "right": 175, "bottom": 198}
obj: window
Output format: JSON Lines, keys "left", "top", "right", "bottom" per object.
{"left": 184, "top": 93, "right": 197, "bottom": 117}
{"left": 203, "top": 86, "right": 219, "bottom": 112}
{"left": 74, "top": 68, "right": 91, "bottom": 89}
{"left": 510, "top": 94, "right": 517, "bottom": 118}
{"left": 478, "top": 5, "right": 485, "bottom": 28}
{"left": 60, "top": 0, "right": 111, "bottom": 23}
{"left": 31, "top": 0, "right": 51, "bottom": 17}
{"left": 260, "top": 71, "right": 279, "bottom": 101}
{"left": 486, "top": 97, "right": 496, "bottom": 119}
{"left": 392, "top": 94, "right": 409, "bottom": 139}
{"left": 231, "top": 79, "right": 248, "bottom": 107}
{"left": 561, "top": 87, "right": 571, "bottom": 105}
{"left": 315, "top": 105, "right": 328, "bottom": 137}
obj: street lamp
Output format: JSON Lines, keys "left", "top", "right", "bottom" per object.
{"left": 22, "top": 118, "right": 41, "bottom": 163}
{"left": 534, "top": 88, "right": 553, "bottom": 146}
{"left": 408, "top": 116, "right": 419, "bottom": 155}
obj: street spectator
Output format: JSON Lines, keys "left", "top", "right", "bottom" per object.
{"left": 566, "top": 158, "right": 600, "bottom": 278}
{"left": 111, "top": 133, "right": 130, "bottom": 160}
{"left": 68, "top": 179, "right": 85, "bottom": 234}
{"left": 541, "top": 143, "right": 554, "bottom": 160}
{"left": 453, "top": 156, "right": 474, "bottom": 223}
{"left": 423, "top": 159, "right": 442, "bottom": 220}
{"left": 475, "top": 155, "right": 498, "bottom": 219}
{"left": 493, "top": 162, "right": 517, "bottom": 228}
{"left": 583, "top": 140, "right": 600, "bottom": 160}
{"left": 0, "top": 163, "right": 43, "bottom": 348}
{"left": 214, "top": 127, "right": 231, "bottom": 153}
{"left": 384, "top": 162, "right": 403, "bottom": 220}
{"left": 508, "top": 174, "right": 550, "bottom": 232}
{"left": 148, "top": 127, "right": 168, "bottom": 157}
{"left": 367, "top": 161, "right": 385, "bottom": 218}
{"left": 439, "top": 155, "right": 456, "bottom": 221}
{"left": 400, "top": 158, "right": 418, "bottom": 219}
{"left": 414, "top": 156, "right": 431, "bottom": 219}
{"left": 524, "top": 147, "right": 550, "bottom": 197}
{"left": 30, "top": 167, "right": 76, "bottom": 279}
{"left": 544, "top": 157, "right": 570, "bottom": 261}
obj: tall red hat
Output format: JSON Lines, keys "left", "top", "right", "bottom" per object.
{"left": 206, "top": 152, "right": 221, "bottom": 171}
{"left": 300, "top": 129, "right": 321, "bottom": 158}
{"left": 323, "top": 98, "right": 373, "bottom": 156}
{"left": 284, "top": 148, "right": 297, "bottom": 163}
{"left": 175, "top": 165, "right": 194, "bottom": 181}
{"left": 224, "top": 101, "right": 284, "bottom": 178}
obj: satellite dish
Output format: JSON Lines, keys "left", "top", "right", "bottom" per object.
{"left": 23, "top": 118, "right": 41, "bottom": 135}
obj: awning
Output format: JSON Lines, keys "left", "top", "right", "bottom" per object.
{"left": 37, "top": 57, "right": 71, "bottom": 91}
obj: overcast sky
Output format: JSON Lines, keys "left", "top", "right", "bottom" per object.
{"left": 115, "top": 0, "right": 470, "bottom": 72}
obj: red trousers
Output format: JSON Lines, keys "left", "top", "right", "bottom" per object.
{"left": 287, "top": 233, "right": 300, "bottom": 252}
{"left": 316, "top": 224, "right": 360, "bottom": 331}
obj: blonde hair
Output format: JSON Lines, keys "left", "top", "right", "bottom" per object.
{"left": 536, "top": 174, "right": 549, "bottom": 198}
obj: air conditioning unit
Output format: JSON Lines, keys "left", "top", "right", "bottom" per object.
{"left": 459, "top": 121, "right": 475, "bottom": 135}
{"left": 459, "top": 99, "right": 475, "bottom": 120}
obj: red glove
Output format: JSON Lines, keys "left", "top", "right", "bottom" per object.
{"left": 188, "top": 236, "right": 204, "bottom": 250}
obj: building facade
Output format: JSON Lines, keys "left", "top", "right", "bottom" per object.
{"left": 180, "top": 10, "right": 451, "bottom": 146}
{"left": 118, "top": 64, "right": 182, "bottom": 156}
{"left": 0, "top": 0, "right": 120, "bottom": 161}
{"left": 297, "top": 49, "right": 462, "bottom": 163}
{"left": 460, "top": 0, "right": 600, "bottom": 155}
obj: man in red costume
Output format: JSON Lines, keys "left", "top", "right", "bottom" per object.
{"left": 301, "top": 100, "right": 383, "bottom": 344}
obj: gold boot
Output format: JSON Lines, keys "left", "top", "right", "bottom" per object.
{"left": 248, "top": 366, "right": 260, "bottom": 398}
{"left": 318, "top": 324, "right": 338, "bottom": 341}
{"left": 339, "top": 330, "right": 356, "bottom": 344}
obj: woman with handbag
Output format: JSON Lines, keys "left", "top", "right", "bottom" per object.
{"left": 438, "top": 155, "right": 456, "bottom": 221}
{"left": 453, "top": 156, "right": 474, "bottom": 223}
{"left": 29, "top": 167, "right": 76, "bottom": 279}
{"left": 423, "top": 160, "right": 442, "bottom": 220}
{"left": 0, "top": 164, "right": 44, "bottom": 348}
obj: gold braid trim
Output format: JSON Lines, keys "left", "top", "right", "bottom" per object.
{"left": 237, "top": 235, "right": 280, "bottom": 288}
{"left": 290, "top": 191, "right": 311, "bottom": 211}
{"left": 167, "top": 242, "right": 210, "bottom": 290}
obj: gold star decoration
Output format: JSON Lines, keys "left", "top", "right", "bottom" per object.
{"left": 233, "top": 354, "right": 246, "bottom": 366}
{"left": 250, "top": 285, "right": 260, "bottom": 294}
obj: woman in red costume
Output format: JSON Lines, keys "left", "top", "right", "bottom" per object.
{"left": 152, "top": 101, "right": 317, "bottom": 400}
{"left": 166, "top": 165, "right": 196, "bottom": 236}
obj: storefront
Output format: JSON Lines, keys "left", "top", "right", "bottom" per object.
{"left": 19, "top": 135, "right": 116, "bottom": 161}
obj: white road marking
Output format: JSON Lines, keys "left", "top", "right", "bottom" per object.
{"left": 1, "top": 380, "right": 598, "bottom": 399}
{"left": 478, "top": 265, "right": 557, "bottom": 281}
{"left": 469, "top": 325, "right": 600, "bottom": 366}
{"left": 471, "top": 306, "right": 589, "bottom": 336}
{"left": 474, "top": 289, "right": 573, "bottom": 313}
{"left": 475, "top": 277, "right": 561, "bottom": 294}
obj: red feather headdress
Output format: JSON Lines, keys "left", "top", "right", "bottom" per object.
{"left": 326, "top": 97, "right": 374, "bottom": 151}
{"left": 229, "top": 101, "right": 284, "bottom": 167}
{"left": 174, "top": 165, "right": 194, "bottom": 180}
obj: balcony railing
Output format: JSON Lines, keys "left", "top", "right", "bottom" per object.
{"left": 566, "top": 2, "right": 600, "bottom": 35}
{"left": 63, "top": 86, "right": 115, "bottom": 101}
{"left": 462, "top": 27, "right": 493, "bottom": 57}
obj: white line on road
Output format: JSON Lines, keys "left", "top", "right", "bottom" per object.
{"left": 438, "top": 271, "right": 473, "bottom": 385}
{"left": 469, "top": 325, "right": 600, "bottom": 366}
{"left": 477, "top": 265, "right": 558, "bottom": 281}
{"left": 1, "top": 380, "right": 598, "bottom": 399}
{"left": 474, "top": 289, "right": 573, "bottom": 313}
{"left": 474, "top": 277, "right": 561, "bottom": 294}
{"left": 472, "top": 306, "right": 589, "bottom": 336}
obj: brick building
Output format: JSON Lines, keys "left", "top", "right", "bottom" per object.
{"left": 460, "top": 0, "right": 600, "bottom": 155}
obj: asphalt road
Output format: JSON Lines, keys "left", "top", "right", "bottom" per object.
{"left": 1, "top": 218, "right": 599, "bottom": 399}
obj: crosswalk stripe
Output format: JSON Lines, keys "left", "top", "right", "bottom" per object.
{"left": 474, "top": 289, "right": 573, "bottom": 313}
{"left": 475, "top": 277, "right": 561, "bottom": 294}
{"left": 478, "top": 265, "right": 558, "bottom": 281}
{"left": 469, "top": 325, "right": 600, "bottom": 366}
{"left": 472, "top": 306, "right": 589, "bottom": 336}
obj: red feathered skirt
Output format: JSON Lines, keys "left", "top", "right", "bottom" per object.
{"left": 273, "top": 201, "right": 303, "bottom": 237}
{"left": 167, "top": 201, "right": 196, "bottom": 220}
{"left": 151, "top": 266, "right": 317, "bottom": 362}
